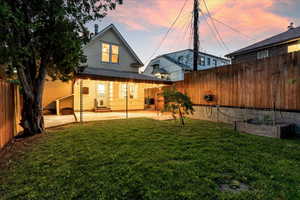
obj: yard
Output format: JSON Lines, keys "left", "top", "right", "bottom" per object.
{"left": 1, "top": 118, "right": 300, "bottom": 200}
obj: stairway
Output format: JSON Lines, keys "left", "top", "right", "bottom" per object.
{"left": 95, "top": 107, "right": 111, "bottom": 112}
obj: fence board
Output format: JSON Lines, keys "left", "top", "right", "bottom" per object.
{"left": 0, "top": 79, "right": 20, "bottom": 149}
{"left": 146, "top": 52, "right": 300, "bottom": 112}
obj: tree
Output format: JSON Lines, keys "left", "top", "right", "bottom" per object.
{"left": 0, "top": 0, "right": 122, "bottom": 136}
{"left": 162, "top": 87, "right": 194, "bottom": 126}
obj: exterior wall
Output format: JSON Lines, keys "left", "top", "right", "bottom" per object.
{"left": 43, "top": 78, "right": 73, "bottom": 111}
{"left": 189, "top": 105, "right": 300, "bottom": 134}
{"left": 143, "top": 57, "right": 183, "bottom": 81}
{"left": 143, "top": 50, "right": 230, "bottom": 81}
{"left": 83, "top": 29, "right": 139, "bottom": 73}
{"left": 231, "top": 41, "right": 299, "bottom": 64}
{"left": 167, "top": 50, "right": 230, "bottom": 69}
{"left": 73, "top": 79, "right": 165, "bottom": 111}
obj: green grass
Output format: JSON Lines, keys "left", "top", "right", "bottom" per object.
{"left": 1, "top": 119, "right": 300, "bottom": 200}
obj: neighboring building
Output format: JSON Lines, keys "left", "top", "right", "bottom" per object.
{"left": 143, "top": 49, "right": 230, "bottom": 81}
{"left": 226, "top": 23, "right": 300, "bottom": 63}
{"left": 43, "top": 24, "right": 170, "bottom": 114}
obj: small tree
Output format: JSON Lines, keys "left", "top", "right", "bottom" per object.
{"left": 0, "top": 0, "right": 122, "bottom": 136}
{"left": 162, "top": 87, "right": 194, "bottom": 126}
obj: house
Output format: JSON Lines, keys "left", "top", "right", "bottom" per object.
{"left": 226, "top": 23, "right": 300, "bottom": 63}
{"left": 43, "top": 24, "right": 170, "bottom": 114}
{"left": 143, "top": 49, "right": 230, "bottom": 81}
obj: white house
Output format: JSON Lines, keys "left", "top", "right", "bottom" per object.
{"left": 143, "top": 49, "right": 231, "bottom": 81}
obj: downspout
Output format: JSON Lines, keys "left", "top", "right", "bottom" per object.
{"left": 126, "top": 80, "right": 128, "bottom": 119}
{"left": 80, "top": 79, "right": 83, "bottom": 124}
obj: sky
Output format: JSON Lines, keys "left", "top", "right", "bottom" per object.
{"left": 86, "top": 0, "right": 300, "bottom": 66}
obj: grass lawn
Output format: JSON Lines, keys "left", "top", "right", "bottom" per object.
{"left": 1, "top": 118, "right": 300, "bottom": 200}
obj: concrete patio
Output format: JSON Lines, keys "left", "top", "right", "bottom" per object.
{"left": 44, "top": 111, "right": 173, "bottom": 128}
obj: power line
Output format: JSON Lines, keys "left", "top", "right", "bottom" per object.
{"left": 210, "top": 16, "right": 254, "bottom": 40}
{"left": 202, "top": 0, "right": 230, "bottom": 51}
{"left": 145, "top": 0, "right": 190, "bottom": 65}
{"left": 199, "top": 9, "right": 226, "bottom": 52}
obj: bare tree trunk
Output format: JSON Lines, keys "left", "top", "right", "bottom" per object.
{"left": 17, "top": 62, "right": 47, "bottom": 137}
{"left": 178, "top": 107, "right": 185, "bottom": 126}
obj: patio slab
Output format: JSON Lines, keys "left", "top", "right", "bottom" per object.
{"left": 44, "top": 111, "right": 172, "bottom": 128}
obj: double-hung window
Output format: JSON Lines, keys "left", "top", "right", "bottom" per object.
{"left": 102, "top": 43, "right": 110, "bottom": 63}
{"left": 101, "top": 43, "right": 119, "bottom": 63}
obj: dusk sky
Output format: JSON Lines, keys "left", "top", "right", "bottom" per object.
{"left": 87, "top": 0, "right": 300, "bottom": 66}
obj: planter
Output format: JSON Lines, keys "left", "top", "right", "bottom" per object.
{"left": 235, "top": 121, "right": 296, "bottom": 139}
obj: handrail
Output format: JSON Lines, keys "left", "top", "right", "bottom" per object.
{"left": 55, "top": 94, "right": 74, "bottom": 115}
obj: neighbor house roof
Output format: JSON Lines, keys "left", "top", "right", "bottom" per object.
{"left": 78, "top": 67, "right": 172, "bottom": 83}
{"left": 226, "top": 26, "right": 300, "bottom": 57}
{"left": 85, "top": 24, "right": 143, "bottom": 66}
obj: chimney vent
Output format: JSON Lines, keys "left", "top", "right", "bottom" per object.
{"left": 288, "top": 22, "right": 294, "bottom": 30}
{"left": 94, "top": 24, "right": 99, "bottom": 35}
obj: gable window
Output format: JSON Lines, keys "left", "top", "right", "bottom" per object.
{"left": 101, "top": 43, "right": 120, "bottom": 63}
{"left": 288, "top": 43, "right": 300, "bottom": 53}
{"left": 102, "top": 43, "right": 110, "bottom": 62}
{"left": 257, "top": 50, "right": 269, "bottom": 59}
{"left": 111, "top": 45, "right": 119, "bottom": 63}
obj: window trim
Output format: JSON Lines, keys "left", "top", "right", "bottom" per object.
{"left": 101, "top": 41, "right": 120, "bottom": 64}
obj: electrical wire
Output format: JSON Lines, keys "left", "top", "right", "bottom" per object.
{"left": 145, "top": 0, "right": 190, "bottom": 65}
{"left": 210, "top": 16, "right": 254, "bottom": 40}
{"left": 202, "top": 0, "right": 230, "bottom": 51}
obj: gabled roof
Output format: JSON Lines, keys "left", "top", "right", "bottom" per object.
{"left": 226, "top": 26, "right": 300, "bottom": 57}
{"left": 78, "top": 67, "right": 172, "bottom": 83}
{"left": 86, "top": 24, "right": 143, "bottom": 66}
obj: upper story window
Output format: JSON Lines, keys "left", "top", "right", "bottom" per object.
{"left": 257, "top": 49, "right": 269, "bottom": 59}
{"left": 213, "top": 59, "right": 217, "bottom": 66}
{"left": 101, "top": 42, "right": 119, "bottom": 63}
{"left": 207, "top": 57, "right": 211, "bottom": 66}
{"left": 288, "top": 43, "right": 300, "bottom": 53}
{"left": 111, "top": 45, "right": 119, "bottom": 63}
{"left": 102, "top": 43, "right": 110, "bottom": 63}
{"left": 198, "top": 56, "right": 205, "bottom": 66}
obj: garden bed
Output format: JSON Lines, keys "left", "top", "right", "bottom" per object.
{"left": 236, "top": 119, "right": 296, "bottom": 139}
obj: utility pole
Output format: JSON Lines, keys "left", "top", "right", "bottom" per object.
{"left": 193, "top": 0, "right": 199, "bottom": 71}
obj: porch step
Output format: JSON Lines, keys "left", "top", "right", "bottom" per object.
{"left": 95, "top": 107, "right": 111, "bottom": 112}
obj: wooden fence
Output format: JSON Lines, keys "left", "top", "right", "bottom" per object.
{"left": 146, "top": 52, "right": 300, "bottom": 111}
{"left": 0, "top": 79, "right": 21, "bottom": 149}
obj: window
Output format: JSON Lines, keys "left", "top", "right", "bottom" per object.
{"left": 257, "top": 50, "right": 269, "bottom": 59}
{"left": 121, "top": 84, "right": 127, "bottom": 99}
{"left": 213, "top": 59, "right": 217, "bottom": 66}
{"left": 101, "top": 43, "right": 110, "bottom": 62}
{"left": 101, "top": 43, "right": 119, "bottom": 63}
{"left": 111, "top": 45, "right": 119, "bottom": 63}
{"left": 207, "top": 57, "right": 211, "bottom": 66}
{"left": 288, "top": 43, "right": 300, "bottom": 53}
{"left": 197, "top": 56, "right": 205, "bottom": 66}
{"left": 129, "top": 85, "right": 137, "bottom": 99}
{"left": 97, "top": 84, "right": 105, "bottom": 97}
{"left": 120, "top": 84, "right": 137, "bottom": 99}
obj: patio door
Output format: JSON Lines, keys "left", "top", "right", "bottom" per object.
{"left": 96, "top": 84, "right": 107, "bottom": 107}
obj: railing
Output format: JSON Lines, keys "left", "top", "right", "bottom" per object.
{"left": 55, "top": 94, "right": 74, "bottom": 115}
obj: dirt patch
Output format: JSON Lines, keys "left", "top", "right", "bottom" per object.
{"left": 0, "top": 133, "right": 45, "bottom": 169}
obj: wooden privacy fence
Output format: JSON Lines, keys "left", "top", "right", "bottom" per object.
{"left": 0, "top": 79, "right": 21, "bottom": 149}
{"left": 145, "top": 52, "right": 300, "bottom": 112}
{"left": 174, "top": 52, "right": 300, "bottom": 111}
